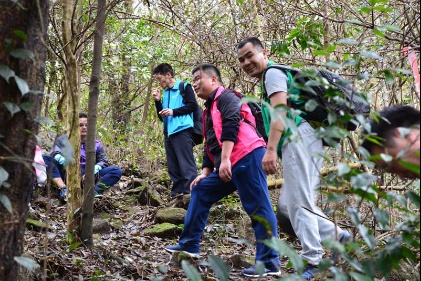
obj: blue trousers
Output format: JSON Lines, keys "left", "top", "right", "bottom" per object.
{"left": 43, "top": 154, "right": 122, "bottom": 189}
{"left": 165, "top": 129, "right": 197, "bottom": 197}
{"left": 179, "top": 147, "right": 280, "bottom": 266}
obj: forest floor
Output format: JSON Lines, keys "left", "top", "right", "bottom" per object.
{"left": 23, "top": 170, "right": 325, "bottom": 281}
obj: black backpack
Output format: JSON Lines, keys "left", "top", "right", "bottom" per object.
{"left": 263, "top": 65, "right": 371, "bottom": 131}
{"left": 179, "top": 82, "right": 204, "bottom": 146}
{"left": 231, "top": 90, "right": 268, "bottom": 143}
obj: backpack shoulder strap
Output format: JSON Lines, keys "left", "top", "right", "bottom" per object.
{"left": 262, "top": 64, "right": 297, "bottom": 98}
{"left": 179, "top": 81, "right": 186, "bottom": 103}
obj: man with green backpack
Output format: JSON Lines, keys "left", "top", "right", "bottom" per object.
{"left": 237, "top": 37, "right": 352, "bottom": 280}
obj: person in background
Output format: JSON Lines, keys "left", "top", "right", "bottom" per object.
{"left": 362, "top": 105, "right": 420, "bottom": 179}
{"left": 237, "top": 37, "right": 351, "bottom": 280}
{"left": 152, "top": 63, "right": 198, "bottom": 198}
{"left": 165, "top": 64, "right": 281, "bottom": 278}
{"left": 43, "top": 113, "right": 122, "bottom": 203}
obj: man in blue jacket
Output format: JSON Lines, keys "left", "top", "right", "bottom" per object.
{"left": 43, "top": 113, "right": 122, "bottom": 202}
{"left": 152, "top": 63, "right": 198, "bottom": 198}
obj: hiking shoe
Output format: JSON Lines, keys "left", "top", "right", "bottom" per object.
{"left": 59, "top": 187, "right": 67, "bottom": 204}
{"left": 242, "top": 264, "right": 282, "bottom": 278}
{"left": 332, "top": 231, "right": 352, "bottom": 263}
{"left": 301, "top": 264, "right": 319, "bottom": 280}
{"left": 94, "top": 185, "right": 106, "bottom": 198}
{"left": 165, "top": 244, "right": 199, "bottom": 259}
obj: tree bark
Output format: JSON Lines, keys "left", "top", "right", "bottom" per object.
{"left": 81, "top": 0, "right": 107, "bottom": 247}
{"left": 62, "top": 0, "right": 82, "bottom": 235}
{"left": 0, "top": 0, "right": 49, "bottom": 280}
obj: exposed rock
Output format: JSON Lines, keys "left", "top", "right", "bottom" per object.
{"left": 227, "top": 254, "right": 253, "bottom": 269}
{"left": 144, "top": 223, "right": 181, "bottom": 239}
{"left": 92, "top": 218, "right": 111, "bottom": 233}
{"left": 170, "top": 194, "right": 191, "bottom": 209}
{"left": 138, "top": 186, "right": 164, "bottom": 207}
{"left": 156, "top": 208, "right": 186, "bottom": 225}
{"left": 110, "top": 218, "right": 124, "bottom": 229}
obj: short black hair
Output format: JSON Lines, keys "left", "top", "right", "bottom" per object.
{"left": 79, "top": 112, "right": 88, "bottom": 118}
{"left": 191, "top": 64, "right": 222, "bottom": 83}
{"left": 153, "top": 63, "right": 174, "bottom": 77}
{"left": 237, "top": 37, "right": 264, "bottom": 51}
{"left": 362, "top": 105, "right": 420, "bottom": 152}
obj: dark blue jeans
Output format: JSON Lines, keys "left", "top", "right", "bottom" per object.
{"left": 165, "top": 129, "right": 197, "bottom": 197}
{"left": 43, "top": 154, "right": 122, "bottom": 189}
{"left": 178, "top": 147, "right": 280, "bottom": 267}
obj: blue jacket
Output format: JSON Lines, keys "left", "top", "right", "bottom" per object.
{"left": 154, "top": 80, "right": 196, "bottom": 136}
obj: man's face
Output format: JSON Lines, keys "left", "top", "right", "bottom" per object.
{"left": 155, "top": 72, "right": 172, "bottom": 89}
{"left": 79, "top": 117, "right": 88, "bottom": 139}
{"left": 237, "top": 42, "right": 268, "bottom": 79}
{"left": 371, "top": 131, "right": 420, "bottom": 179}
{"left": 192, "top": 70, "right": 215, "bottom": 100}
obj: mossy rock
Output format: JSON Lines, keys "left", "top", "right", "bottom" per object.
{"left": 138, "top": 186, "right": 164, "bottom": 207}
{"left": 144, "top": 223, "right": 181, "bottom": 239}
{"left": 156, "top": 208, "right": 186, "bottom": 224}
{"left": 110, "top": 218, "right": 124, "bottom": 229}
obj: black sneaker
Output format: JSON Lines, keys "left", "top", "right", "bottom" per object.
{"left": 242, "top": 264, "right": 282, "bottom": 278}
{"left": 301, "top": 264, "right": 319, "bottom": 280}
{"left": 165, "top": 244, "right": 199, "bottom": 259}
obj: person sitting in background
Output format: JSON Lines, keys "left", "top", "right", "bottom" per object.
{"left": 43, "top": 113, "right": 122, "bottom": 202}
{"left": 362, "top": 105, "right": 420, "bottom": 179}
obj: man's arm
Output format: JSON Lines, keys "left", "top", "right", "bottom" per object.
{"left": 264, "top": 91, "right": 287, "bottom": 174}
{"left": 173, "top": 84, "right": 197, "bottom": 116}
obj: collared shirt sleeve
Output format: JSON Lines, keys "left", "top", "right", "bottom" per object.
{"left": 218, "top": 91, "right": 241, "bottom": 143}
{"left": 172, "top": 83, "right": 197, "bottom": 116}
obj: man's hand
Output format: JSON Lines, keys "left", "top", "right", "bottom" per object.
{"left": 190, "top": 174, "right": 207, "bottom": 191}
{"left": 159, "top": 108, "right": 173, "bottom": 118}
{"left": 54, "top": 154, "right": 66, "bottom": 165}
{"left": 94, "top": 164, "right": 102, "bottom": 174}
{"left": 152, "top": 88, "right": 161, "bottom": 101}
{"left": 262, "top": 150, "right": 278, "bottom": 175}
{"left": 219, "top": 159, "right": 232, "bottom": 182}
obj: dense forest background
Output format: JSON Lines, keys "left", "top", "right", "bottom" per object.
{"left": 0, "top": 0, "right": 420, "bottom": 280}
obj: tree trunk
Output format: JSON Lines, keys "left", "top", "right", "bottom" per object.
{"left": 81, "top": 0, "right": 107, "bottom": 247}
{"left": 62, "top": 0, "right": 82, "bottom": 235}
{"left": 0, "top": 0, "right": 49, "bottom": 280}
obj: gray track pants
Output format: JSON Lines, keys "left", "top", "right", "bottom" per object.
{"left": 278, "top": 121, "right": 346, "bottom": 265}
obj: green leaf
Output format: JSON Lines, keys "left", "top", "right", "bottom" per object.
{"left": 14, "top": 256, "right": 40, "bottom": 271}
{"left": 337, "top": 38, "right": 360, "bottom": 45}
{"left": 20, "top": 101, "right": 34, "bottom": 112}
{"left": 0, "top": 193, "right": 13, "bottom": 214}
{"left": 360, "top": 6, "right": 372, "bottom": 13}
{"left": 358, "top": 224, "right": 376, "bottom": 249}
{"left": 343, "top": 59, "right": 357, "bottom": 66}
{"left": 34, "top": 116, "right": 54, "bottom": 124}
{"left": 262, "top": 237, "right": 304, "bottom": 271}
{"left": 399, "top": 160, "right": 420, "bottom": 176}
{"left": 383, "top": 70, "right": 394, "bottom": 84}
{"left": 349, "top": 271, "right": 374, "bottom": 281}
{"left": 68, "top": 242, "right": 82, "bottom": 250}
{"left": 14, "top": 76, "right": 29, "bottom": 95}
{"left": 382, "top": 24, "right": 402, "bottom": 32}
{"left": 360, "top": 51, "right": 382, "bottom": 60}
{"left": 373, "top": 29, "right": 386, "bottom": 38}
{"left": 0, "top": 166, "right": 9, "bottom": 187}
{"left": 338, "top": 163, "right": 351, "bottom": 176}
{"left": 406, "top": 191, "right": 420, "bottom": 208}
{"left": 181, "top": 260, "right": 202, "bottom": 281}
{"left": 379, "top": 153, "right": 393, "bottom": 162}
{"left": 13, "top": 30, "right": 28, "bottom": 41}
{"left": 305, "top": 99, "right": 318, "bottom": 112}
{"left": 345, "top": 19, "right": 363, "bottom": 25}
{"left": 325, "top": 61, "right": 342, "bottom": 69}
{"left": 0, "top": 64, "right": 15, "bottom": 82}
{"left": 373, "top": 5, "right": 393, "bottom": 12}
{"left": 328, "top": 112, "right": 337, "bottom": 124}
{"left": 208, "top": 255, "right": 230, "bottom": 281}
{"left": 374, "top": 208, "right": 390, "bottom": 229}
{"left": 3, "top": 102, "right": 21, "bottom": 116}
{"left": 10, "top": 48, "right": 35, "bottom": 62}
